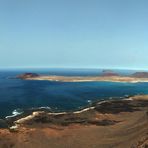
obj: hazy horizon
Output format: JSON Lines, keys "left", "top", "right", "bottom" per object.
{"left": 1, "top": 66, "right": 148, "bottom": 72}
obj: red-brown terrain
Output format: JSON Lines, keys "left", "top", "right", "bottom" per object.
{"left": 0, "top": 95, "right": 147, "bottom": 148}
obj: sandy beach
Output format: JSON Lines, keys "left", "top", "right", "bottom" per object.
{"left": 22, "top": 75, "right": 148, "bottom": 83}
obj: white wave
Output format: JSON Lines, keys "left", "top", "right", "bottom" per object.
{"left": 123, "top": 98, "right": 133, "bottom": 101}
{"left": 5, "top": 109, "right": 24, "bottom": 119}
{"left": 87, "top": 100, "right": 92, "bottom": 103}
{"left": 5, "top": 106, "right": 51, "bottom": 119}
{"left": 38, "top": 106, "right": 51, "bottom": 110}
{"left": 30, "top": 106, "right": 51, "bottom": 110}
{"left": 74, "top": 107, "right": 95, "bottom": 114}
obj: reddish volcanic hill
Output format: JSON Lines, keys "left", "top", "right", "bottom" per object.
{"left": 101, "top": 70, "right": 119, "bottom": 76}
{"left": 132, "top": 72, "right": 148, "bottom": 78}
{"left": 16, "top": 73, "right": 39, "bottom": 79}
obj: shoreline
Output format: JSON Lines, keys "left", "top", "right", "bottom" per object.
{"left": 4, "top": 94, "right": 148, "bottom": 127}
{"left": 2, "top": 95, "right": 131, "bottom": 123}
{"left": 0, "top": 95, "right": 147, "bottom": 148}
{"left": 22, "top": 75, "right": 148, "bottom": 83}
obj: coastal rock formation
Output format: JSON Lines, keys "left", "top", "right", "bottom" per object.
{"left": 0, "top": 119, "right": 8, "bottom": 128}
{"left": 16, "top": 73, "right": 39, "bottom": 79}
{"left": 101, "top": 70, "right": 119, "bottom": 76}
{"left": 11, "top": 96, "right": 148, "bottom": 127}
{"left": 0, "top": 95, "right": 148, "bottom": 148}
{"left": 132, "top": 72, "right": 148, "bottom": 78}
{"left": 102, "top": 69, "right": 115, "bottom": 73}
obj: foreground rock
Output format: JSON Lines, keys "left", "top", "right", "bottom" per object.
{"left": 1, "top": 111, "right": 147, "bottom": 148}
{"left": 0, "top": 119, "right": 8, "bottom": 128}
{"left": 1, "top": 95, "right": 147, "bottom": 148}
{"left": 13, "top": 97, "right": 147, "bottom": 127}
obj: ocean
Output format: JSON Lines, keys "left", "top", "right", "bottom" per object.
{"left": 0, "top": 68, "right": 148, "bottom": 119}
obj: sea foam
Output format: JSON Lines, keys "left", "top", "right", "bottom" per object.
{"left": 5, "top": 109, "right": 24, "bottom": 119}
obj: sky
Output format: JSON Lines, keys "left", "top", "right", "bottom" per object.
{"left": 0, "top": 0, "right": 147, "bottom": 69}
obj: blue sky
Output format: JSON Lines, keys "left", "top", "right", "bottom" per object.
{"left": 0, "top": 0, "right": 147, "bottom": 69}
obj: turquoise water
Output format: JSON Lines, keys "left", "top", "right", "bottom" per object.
{"left": 0, "top": 68, "right": 148, "bottom": 118}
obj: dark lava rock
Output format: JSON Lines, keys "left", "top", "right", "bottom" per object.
{"left": 16, "top": 73, "right": 39, "bottom": 79}
{"left": 88, "top": 119, "right": 118, "bottom": 126}
{"left": 0, "top": 119, "right": 8, "bottom": 128}
{"left": 94, "top": 100, "right": 140, "bottom": 114}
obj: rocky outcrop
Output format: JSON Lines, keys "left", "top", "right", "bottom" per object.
{"left": 0, "top": 119, "right": 8, "bottom": 128}
{"left": 132, "top": 72, "right": 148, "bottom": 78}
{"left": 101, "top": 70, "right": 119, "bottom": 76}
{"left": 13, "top": 96, "right": 148, "bottom": 127}
{"left": 1, "top": 96, "right": 147, "bottom": 148}
{"left": 16, "top": 73, "right": 39, "bottom": 79}
{"left": 102, "top": 70, "right": 114, "bottom": 73}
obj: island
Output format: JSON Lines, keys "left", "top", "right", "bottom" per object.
{"left": 16, "top": 71, "right": 148, "bottom": 83}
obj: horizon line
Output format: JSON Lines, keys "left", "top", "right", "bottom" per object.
{"left": 0, "top": 66, "right": 148, "bottom": 71}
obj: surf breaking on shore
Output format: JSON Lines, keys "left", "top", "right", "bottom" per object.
{"left": 3, "top": 94, "right": 147, "bottom": 129}
{"left": 0, "top": 94, "right": 147, "bottom": 148}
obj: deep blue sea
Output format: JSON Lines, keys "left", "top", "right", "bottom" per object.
{"left": 0, "top": 68, "right": 148, "bottom": 119}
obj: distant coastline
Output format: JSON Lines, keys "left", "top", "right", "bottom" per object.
{"left": 23, "top": 75, "right": 148, "bottom": 83}
{"left": 16, "top": 71, "right": 148, "bottom": 83}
